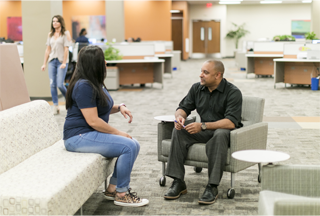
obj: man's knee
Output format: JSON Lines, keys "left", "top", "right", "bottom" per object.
{"left": 213, "top": 129, "right": 230, "bottom": 139}
{"left": 172, "top": 128, "right": 188, "bottom": 137}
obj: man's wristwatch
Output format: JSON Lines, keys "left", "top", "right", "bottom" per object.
{"left": 201, "top": 122, "right": 207, "bottom": 131}
{"left": 118, "top": 103, "right": 126, "bottom": 111}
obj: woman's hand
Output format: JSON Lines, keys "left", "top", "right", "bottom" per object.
{"left": 41, "top": 65, "right": 46, "bottom": 71}
{"left": 117, "top": 131, "right": 132, "bottom": 139}
{"left": 60, "top": 63, "right": 66, "bottom": 69}
{"left": 120, "top": 106, "right": 133, "bottom": 123}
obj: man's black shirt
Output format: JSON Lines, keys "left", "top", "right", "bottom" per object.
{"left": 178, "top": 78, "right": 243, "bottom": 128}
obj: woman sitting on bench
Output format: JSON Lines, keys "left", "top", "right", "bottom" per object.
{"left": 63, "top": 45, "right": 149, "bottom": 207}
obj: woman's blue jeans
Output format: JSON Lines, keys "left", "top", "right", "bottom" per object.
{"left": 64, "top": 131, "right": 140, "bottom": 193}
{"left": 48, "top": 58, "right": 68, "bottom": 105}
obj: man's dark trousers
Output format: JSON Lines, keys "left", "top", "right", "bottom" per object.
{"left": 165, "top": 127, "right": 230, "bottom": 185}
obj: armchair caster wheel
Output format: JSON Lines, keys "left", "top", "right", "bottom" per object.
{"left": 159, "top": 176, "right": 166, "bottom": 186}
{"left": 194, "top": 167, "right": 202, "bottom": 173}
{"left": 227, "top": 188, "right": 235, "bottom": 199}
{"left": 258, "top": 174, "right": 261, "bottom": 183}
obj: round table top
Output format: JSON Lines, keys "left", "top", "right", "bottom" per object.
{"left": 232, "top": 150, "right": 290, "bottom": 163}
{"left": 154, "top": 115, "right": 193, "bottom": 122}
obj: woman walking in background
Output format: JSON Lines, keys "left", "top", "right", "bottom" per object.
{"left": 41, "top": 15, "right": 71, "bottom": 114}
{"left": 63, "top": 45, "right": 149, "bottom": 207}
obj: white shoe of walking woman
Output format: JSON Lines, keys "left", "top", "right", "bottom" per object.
{"left": 53, "top": 105, "right": 60, "bottom": 115}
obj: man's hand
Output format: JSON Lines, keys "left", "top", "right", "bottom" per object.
{"left": 174, "top": 115, "right": 185, "bottom": 130}
{"left": 120, "top": 106, "right": 133, "bottom": 123}
{"left": 185, "top": 122, "right": 202, "bottom": 134}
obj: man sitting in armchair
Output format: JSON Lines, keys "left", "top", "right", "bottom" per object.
{"left": 164, "top": 60, "right": 243, "bottom": 205}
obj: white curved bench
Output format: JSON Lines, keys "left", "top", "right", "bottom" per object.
{"left": 0, "top": 100, "right": 116, "bottom": 215}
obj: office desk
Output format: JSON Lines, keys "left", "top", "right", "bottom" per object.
{"left": 106, "top": 59, "right": 165, "bottom": 88}
{"left": 273, "top": 58, "right": 320, "bottom": 88}
{"left": 155, "top": 54, "right": 173, "bottom": 77}
{"left": 246, "top": 54, "right": 283, "bottom": 77}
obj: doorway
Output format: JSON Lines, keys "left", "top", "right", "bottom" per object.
{"left": 171, "top": 14, "right": 183, "bottom": 60}
{"left": 192, "top": 20, "right": 220, "bottom": 55}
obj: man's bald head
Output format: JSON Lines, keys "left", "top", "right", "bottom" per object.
{"left": 204, "top": 60, "right": 225, "bottom": 77}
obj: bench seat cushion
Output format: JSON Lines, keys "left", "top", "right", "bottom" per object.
{"left": 0, "top": 140, "right": 115, "bottom": 215}
{"left": 161, "top": 139, "right": 230, "bottom": 165}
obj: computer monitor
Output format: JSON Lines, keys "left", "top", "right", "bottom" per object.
{"left": 88, "top": 38, "right": 97, "bottom": 44}
{"left": 312, "top": 40, "right": 320, "bottom": 44}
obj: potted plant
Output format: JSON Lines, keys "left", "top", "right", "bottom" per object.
{"left": 305, "top": 32, "right": 318, "bottom": 40}
{"left": 104, "top": 42, "right": 122, "bottom": 66}
{"left": 226, "top": 23, "right": 250, "bottom": 56}
{"left": 273, "top": 35, "right": 296, "bottom": 41}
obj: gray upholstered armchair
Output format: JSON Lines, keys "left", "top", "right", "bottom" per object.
{"left": 258, "top": 165, "right": 320, "bottom": 215}
{"left": 157, "top": 96, "right": 268, "bottom": 198}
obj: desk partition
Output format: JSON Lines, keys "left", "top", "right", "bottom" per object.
{"left": 246, "top": 42, "right": 284, "bottom": 77}
{"left": 274, "top": 43, "right": 320, "bottom": 88}
{"left": 112, "top": 43, "right": 155, "bottom": 59}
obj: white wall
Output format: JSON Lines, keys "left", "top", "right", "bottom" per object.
{"left": 188, "top": 3, "right": 311, "bottom": 58}
{"left": 189, "top": 4, "right": 227, "bottom": 57}
{"left": 311, "top": 0, "right": 320, "bottom": 37}
{"left": 226, "top": 4, "right": 311, "bottom": 56}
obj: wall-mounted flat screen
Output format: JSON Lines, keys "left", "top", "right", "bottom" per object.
{"left": 291, "top": 20, "right": 311, "bottom": 39}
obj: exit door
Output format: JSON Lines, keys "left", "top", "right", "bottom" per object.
{"left": 193, "top": 20, "right": 220, "bottom": 54}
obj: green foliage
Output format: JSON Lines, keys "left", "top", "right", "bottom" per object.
{"left": 273, "top": 35, "right": 296, "bottom": 41}
{"left": 104, "top": 42, "right": 122, "bottom": 60}
{"left": 226, "top": 23, "right": 250, "bottom": 49}
{"left": 305, "top": 32, "right": 318, "bottom": 40}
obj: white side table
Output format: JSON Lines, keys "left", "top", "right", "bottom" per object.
{"left": 154, "top": 115, "right": 193, "bottom": 122}
{"left": 232, "top": 150, "right": 290, "bottom": 183}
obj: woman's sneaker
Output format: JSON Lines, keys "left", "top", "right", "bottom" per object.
{"left": 114, "top": 188, "right": 149, "bottom": 207}
{"left": 104, "top": 190, "right": 116, "bottom": 201}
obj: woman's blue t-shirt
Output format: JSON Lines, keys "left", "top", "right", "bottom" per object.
{"left": 63, "top": 80, "right": 114, "bottom": 140}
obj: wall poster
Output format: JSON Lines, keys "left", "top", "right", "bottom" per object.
{"left": 71, "top": 15, "right": 106, "bottom": 42}
{"left": 7, "top": 17, "right": 22, "bottom": 41}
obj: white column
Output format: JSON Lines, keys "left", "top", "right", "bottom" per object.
{"left": 22, "top": 1, "right": 62, "bottom": 98}
{"left": 106, "top": 0, "right": 125, "bottom": 43}
{"left": 311, "top": 0, "right": 320, "bottom": 37}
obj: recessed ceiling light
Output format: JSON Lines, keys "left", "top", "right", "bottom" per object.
{"left": 260, "top": 1, "right": 282, "bottom": 3}
{"left": 219, "top": 1, "right": 241, "bottom": 4}
{"left": 170, "top": 10, "right": 181, "bottom": 13}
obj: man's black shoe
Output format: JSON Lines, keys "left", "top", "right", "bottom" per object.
{"left": 164, "top": 178, "right": 187, "bottom": 200}
{"left": 198, "top": 184, "right": 218, "bottom": 205}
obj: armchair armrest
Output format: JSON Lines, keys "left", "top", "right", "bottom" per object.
{"left": 262, "top": 165, "right": 320, "bottom": 197}
{"left": 274, "top": 199, "right": 320, "bottom": 215}
{"left": 228, "top": 122, "right": 268, "bottom": 172}
{"left": 157, "top": 116, "right": 196, "bottom": 161}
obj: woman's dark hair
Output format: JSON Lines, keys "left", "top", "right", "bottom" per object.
{"left": 66, "top": 46, "right": 109, "bottom": 109}
{"left": 50, "top": 15, "right": 66, "bottom": 37}
{"left": 79, "top": 28, "right": 86, "bottom": 36}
